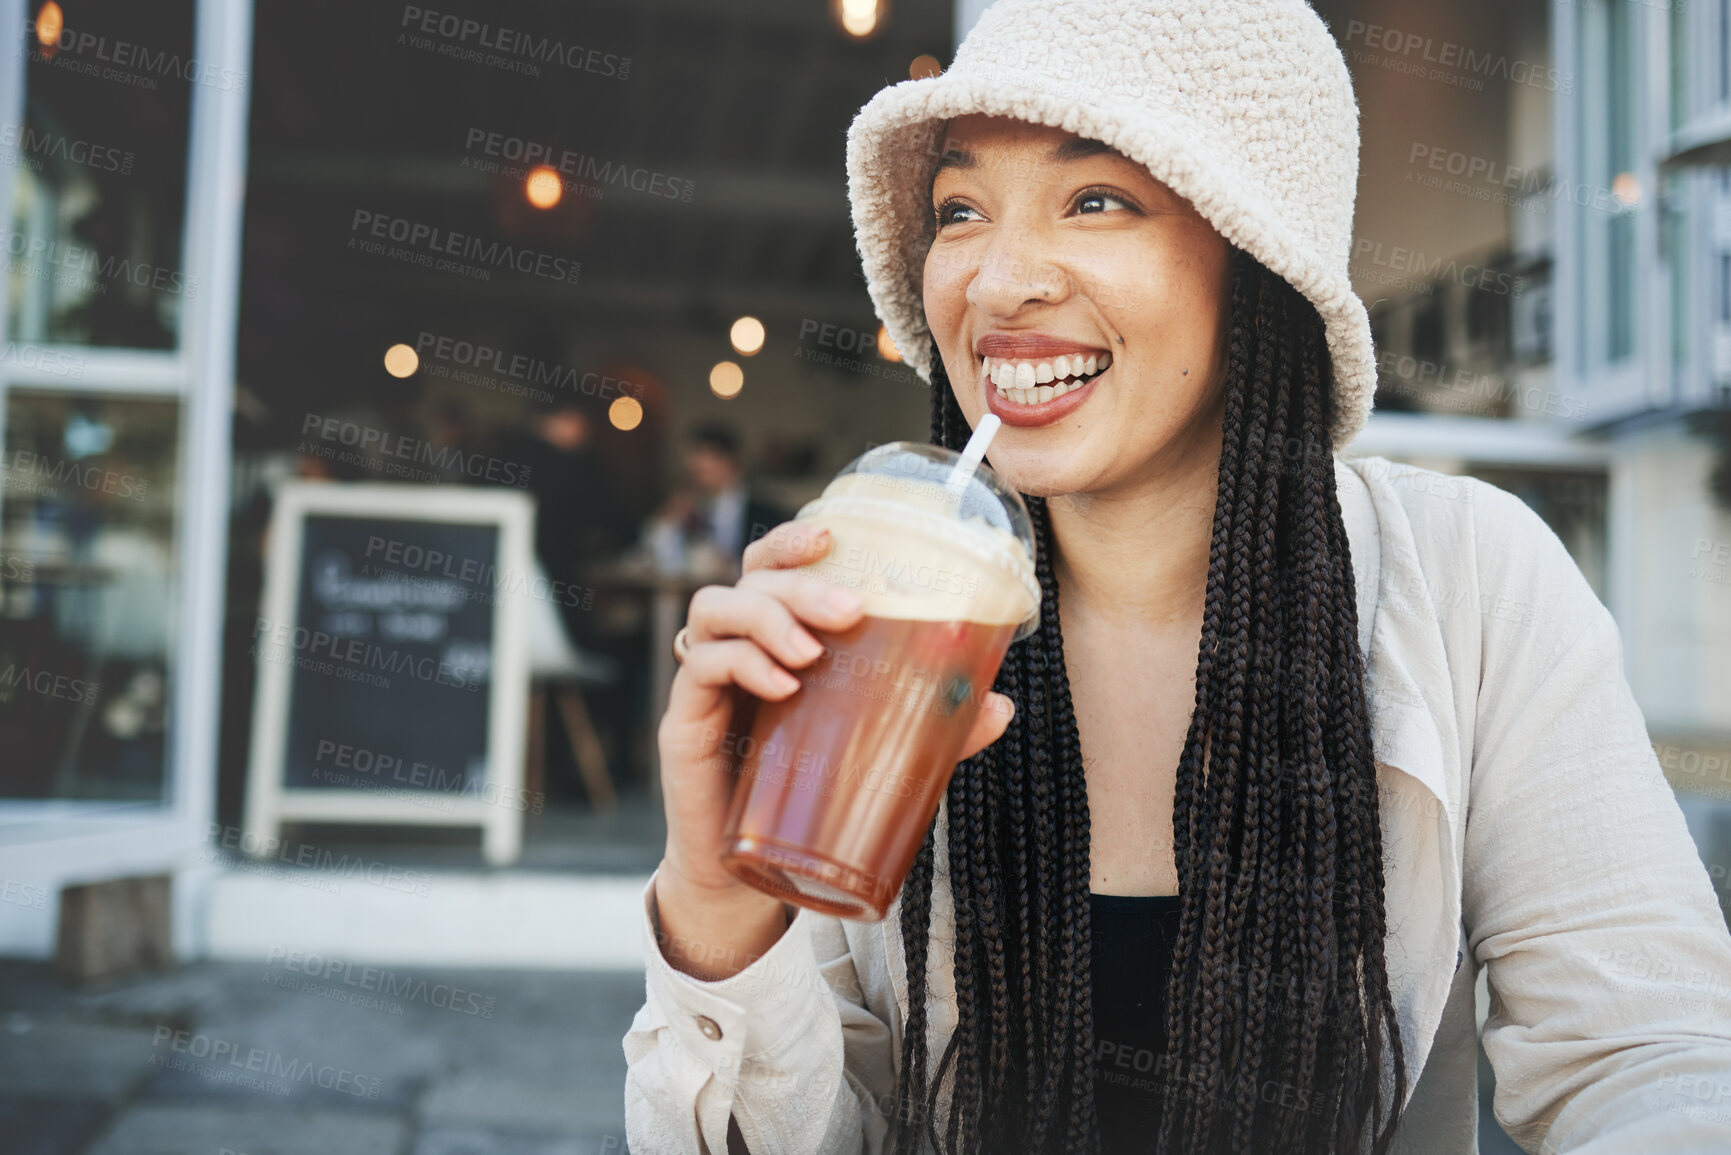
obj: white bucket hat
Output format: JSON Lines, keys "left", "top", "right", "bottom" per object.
{"left": 846, "top": 0, "right": 1375, "bottom": 450}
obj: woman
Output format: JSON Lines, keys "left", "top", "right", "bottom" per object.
{"left": 624, "top": 1, "right": 1731, "bottom": 1152}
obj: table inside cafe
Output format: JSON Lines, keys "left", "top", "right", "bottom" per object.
{"left": 581, "top": 541, "right": 736, "bottom": 791}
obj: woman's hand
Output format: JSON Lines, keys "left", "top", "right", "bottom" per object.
{"left": 652, "top": 521, "right": 1016, "bottom": 979}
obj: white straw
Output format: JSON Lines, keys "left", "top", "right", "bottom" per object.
{"left": 944, "top": 413, "right": 1001, "bottom": 503}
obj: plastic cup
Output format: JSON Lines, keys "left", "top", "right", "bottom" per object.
{"left": 719, "top": 440, "right": 1039, "bottom": 920}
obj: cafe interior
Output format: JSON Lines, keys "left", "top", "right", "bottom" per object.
{"left": 211, "top": 0, "right": 956, "bottom": 873}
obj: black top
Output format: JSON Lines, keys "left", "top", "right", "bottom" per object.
{"left": 1091, "top": 892, "right": 1184, "bottom": 1154}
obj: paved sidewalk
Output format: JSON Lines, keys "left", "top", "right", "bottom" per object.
{"left": 0, "top": 958, "right": 641, "bottom": 1155}
{"left": 0, "top": 955, "right": 1526, "bottom": 1155}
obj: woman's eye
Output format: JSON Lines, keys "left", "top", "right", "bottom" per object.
{"left": 934, "top": 199, "right": 982, "bottom": 227}
{"left": 1075, "top": 190, "right": 1131, "bottom": 215}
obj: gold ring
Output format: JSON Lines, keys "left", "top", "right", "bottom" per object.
{"left": 672, "top": 625, "right": 694, "bottom": 665}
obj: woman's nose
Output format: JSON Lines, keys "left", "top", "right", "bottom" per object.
{"left": 964, "top": 245, "right": 1072, "bottom": 318}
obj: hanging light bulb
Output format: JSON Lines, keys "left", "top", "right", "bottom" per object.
{"left": 710, "top": 361, "right": 744, "bottom": 399}
{"left": 833, "top": 0, "right": 886, "bottom": 39}
{"left": 609, "top": 396, "right": 643, "bottom": 431}
{"left": 35, "top": 2, "right": 63, "bottom": 49}
{"left": 525, "top": 165, "right": 563, "bottom": 209}
{"left": 730, "top": 316, "right": 766, "bottom": 356}
{"left": 383, "top": 343, "right": 420, "bottom": 378}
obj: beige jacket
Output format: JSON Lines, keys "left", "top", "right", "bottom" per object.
{"left": 622, "top": 456, "right": 1731, "bottom": 1155}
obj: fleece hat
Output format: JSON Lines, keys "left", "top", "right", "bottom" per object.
{"left": 846, "top": 0, "right": 1375, "bottom": 450}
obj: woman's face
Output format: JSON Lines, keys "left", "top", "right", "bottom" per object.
{"left": 924, "top": 115, "right": 1234, "bottom": 498}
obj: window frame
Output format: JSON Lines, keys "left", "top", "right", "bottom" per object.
{"left": 0, "top": 0, "right": 249, "bottom": 955}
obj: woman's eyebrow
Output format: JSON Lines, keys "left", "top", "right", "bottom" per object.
{"left": 933, "top": 145, "right": 974, "bottom": 175}
{"left": 931, "top": 135, "right": 1114, "bottom": 181}
{"left": 1050, "top": 136, "right": 1114, "bottom": 162}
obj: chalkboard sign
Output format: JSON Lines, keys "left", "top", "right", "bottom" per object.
{"left": 243, "top": 483, "right": 533, "bottom": 865}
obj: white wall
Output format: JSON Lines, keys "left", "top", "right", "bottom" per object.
{"left": 1612, "top": 424, "right": 1731, "bottom": 736}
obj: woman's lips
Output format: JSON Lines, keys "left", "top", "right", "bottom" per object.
{"left": 982, "top": 360, "right": 1108, "bottom": 427}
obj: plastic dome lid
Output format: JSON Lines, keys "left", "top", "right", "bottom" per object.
{"left": 795, "top": 441, "right": 1041, "bottom": 640}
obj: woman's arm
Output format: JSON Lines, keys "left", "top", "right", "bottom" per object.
{"left": 620, "top": 522, "right": 897, "bottom": 1154}
{"left": 1462, "top": 484, "right": 1731, "bottom": 1152}
{"left": 622, "top": 866, "right": 898, "bottom": 1155}
{"left": 621, "top": 521, "right": 1010, "bottom": 1153}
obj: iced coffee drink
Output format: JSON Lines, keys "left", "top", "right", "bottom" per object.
{"left": 720, "top": 436, "right": 1039, "bottom": 920}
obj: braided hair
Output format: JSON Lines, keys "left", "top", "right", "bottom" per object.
{"left": 891, "top": 246, "right": 1406, "bottom": 1155}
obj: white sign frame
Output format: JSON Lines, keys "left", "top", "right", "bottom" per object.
{"left": 243, "top": 482, "right": 533, "bottom": 866}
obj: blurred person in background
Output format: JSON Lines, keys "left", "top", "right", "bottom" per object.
{"left": 643, "top": 423, "right": 788, "bottom": 578}
{"left": 500, "top": 398, "right": 639, "bottom": 646}
{"left": 490, "top": 394, "right": 645, "bottom": 803}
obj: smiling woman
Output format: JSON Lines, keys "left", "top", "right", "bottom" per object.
{"left": 903, "top": 116, "right": 1403, "bottom": 1153}
{"left": 622, "top": 2, "right": 1731, "bottom": 1154}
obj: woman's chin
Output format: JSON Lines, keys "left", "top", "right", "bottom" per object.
{"left": 979, "top": 451, "right": 1097, "bottom": 501}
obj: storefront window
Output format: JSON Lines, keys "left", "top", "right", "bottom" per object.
{"left": 0, "top": 0, "right": 201, "bottom": 807}
{"left": 0, "top": 390, "right": 180, "bottom": 800}
{"left": 5, "top": 0, "right": 194, "bottom": 349}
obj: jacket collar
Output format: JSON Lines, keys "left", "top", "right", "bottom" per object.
{"left": 1335, "top": 455, "right": 1464, "bottom": 1105}
{"left": 1336, "top": 456, "right": 1457, "bottom": 831}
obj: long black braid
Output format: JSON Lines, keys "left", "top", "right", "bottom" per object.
{"left": 890, "top": 246, "right": 1406, "bottom": 1155}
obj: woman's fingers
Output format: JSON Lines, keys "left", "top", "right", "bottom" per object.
{"left": 735, "top": 566, "right": 863, "bottom": 626}
{"left": 687, "top": 584, "right": 821, "bottom": 671}
{"left": 679, "top": 637, "right": 804, "bottom": 700}
{"left": 661, "top": 571, "right": 864, "bottom": 770}
{"left": 742, "top": 522, "right": 833, "bottom": 573}
{"left": 957, "top": 691, "right": 1016, "bottom": 762}
{"left": 687, "top": 579, "right": 862, "bottom": 670}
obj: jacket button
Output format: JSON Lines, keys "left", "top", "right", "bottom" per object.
{"left": 696, "top": 1015, "right": 723, "bottom": 1041}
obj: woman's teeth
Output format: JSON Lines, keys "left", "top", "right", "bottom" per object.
{"left": 984, "top": 352, "right": 1112, "bottom": 405}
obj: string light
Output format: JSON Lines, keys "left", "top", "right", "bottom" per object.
{"left": 35, "top": 3, "right": 62, "bottom": 48}
{"left": 525, "top": 165, "right": 563, "bottom": 209}
{"left": 730, "top": 316, "right": 765, "bottom": 356}
{"left": 834, "top": 0, "right": 883, "bottom": 39}
{"left": 609, "top": 396, "right": 643, "bottom": 430}
{"left": 710, "top": 361, "right": 744, "bottom": 398}
{"left": 383, "top": 343, "right": 419, "bottom": 377}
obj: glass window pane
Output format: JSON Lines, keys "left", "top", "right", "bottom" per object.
{"left": 1670, "top": 1, "right": 1688, "bottom": 135}
{"left": 0, "top": 390, "right": 181, "bottom": 800}
{"left": 5, "top": 0, "right": 196, "bottom": 350}
{"left": 1606, "top": 0, "right": 1635, "bottom": 363}
{"left": 1721, "top": 0, "right": 1729, "bottom": 105}
{"left": 1576, "top": 0, "right": 1638, "bottom": 369}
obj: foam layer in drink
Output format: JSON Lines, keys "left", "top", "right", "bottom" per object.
{"left": 794, "top": 471, "right": 1038, "bottom": 628}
